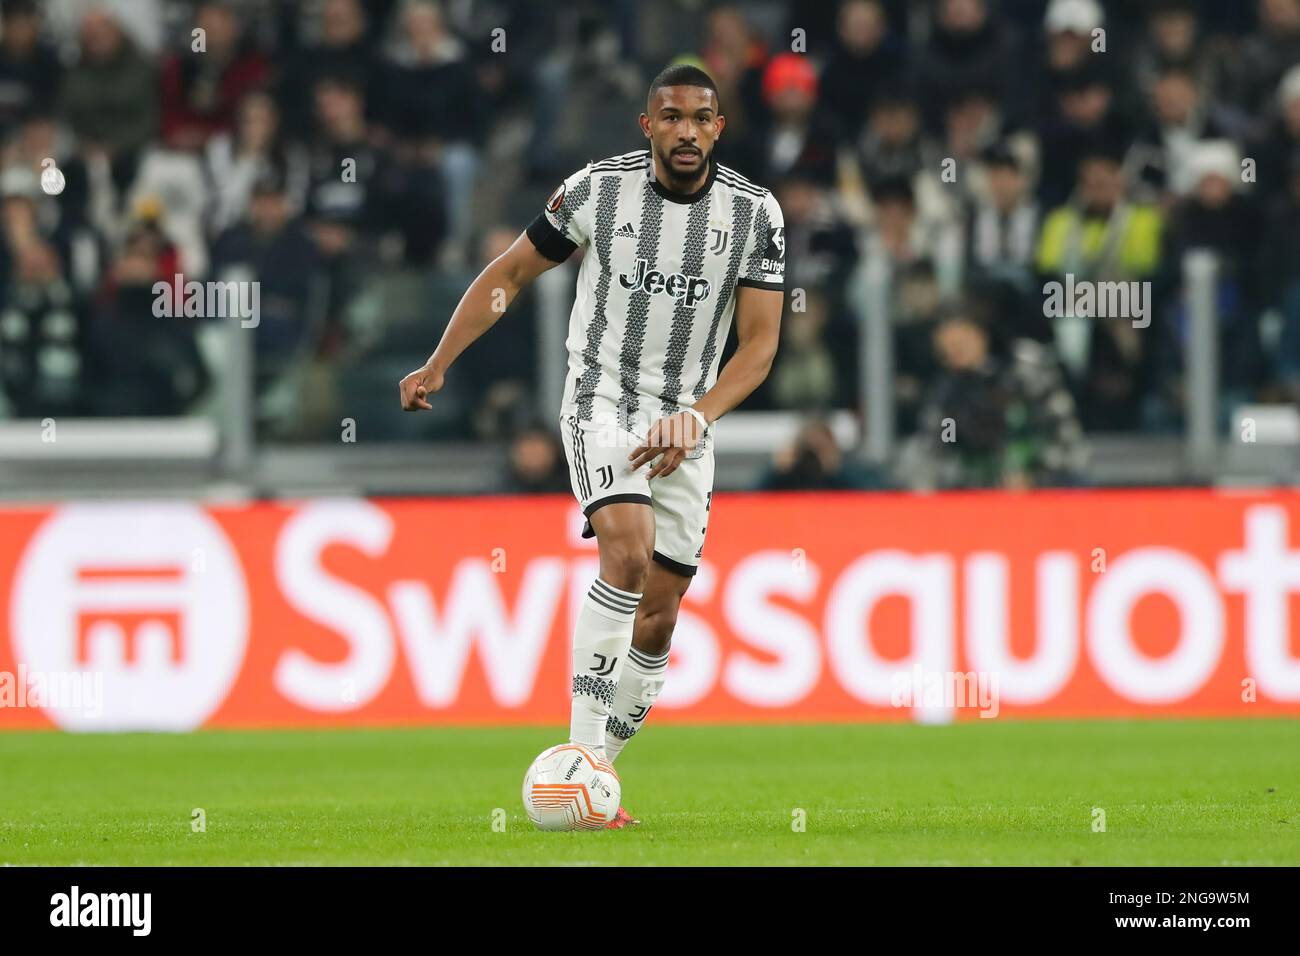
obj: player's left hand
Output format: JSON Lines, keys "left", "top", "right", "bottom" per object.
{"left": 629, "top": 411, "right": 704, "bottom": 479}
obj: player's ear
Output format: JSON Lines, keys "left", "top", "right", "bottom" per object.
{"left": 639, "top": 113, "right": 651, "bottom": 139}
{"left": 715, "top": 114, "right": 725, "bottom": 138}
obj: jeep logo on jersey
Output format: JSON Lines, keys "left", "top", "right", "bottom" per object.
{"left": 618, "top": 258, "right": 712, "bottom": 307}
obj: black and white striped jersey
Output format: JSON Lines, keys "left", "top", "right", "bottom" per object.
{"left": 526, "top": 149, "right": 785, "bottom": 435}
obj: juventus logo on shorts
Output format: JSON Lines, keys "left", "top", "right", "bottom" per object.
{"left": 590, "top": 654, "right": 618, "bottom": 676}
{"left": 596, "top": 464, "right": 614, "bottom": 490}
{"left": 708, "top": 227, "right": 729, "bottom": 255}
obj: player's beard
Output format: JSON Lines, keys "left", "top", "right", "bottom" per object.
{"left": 657, "top": 143, "right": 711, "bottom": 190}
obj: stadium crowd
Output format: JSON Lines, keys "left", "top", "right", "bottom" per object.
{"left": 0, "top": 0, "right": 1297, "bottom": 490}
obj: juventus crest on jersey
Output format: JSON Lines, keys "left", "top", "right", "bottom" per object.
{"left": 526, "top": 149, "right": 785, "bottom": 438}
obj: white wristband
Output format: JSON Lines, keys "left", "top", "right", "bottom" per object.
{"left": 684, "top": 407, "right": 710, "bottom": 435}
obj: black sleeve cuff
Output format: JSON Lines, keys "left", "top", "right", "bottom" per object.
{"left": 737, "top": 277, "right": 784, "bottom": 291}
{"left": 526, "top": 213, "right": 578, "bottom": 263}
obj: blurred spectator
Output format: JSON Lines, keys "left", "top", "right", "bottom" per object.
{"left": 502, "top": 422, "right": 570, "bottom": 494}
{"left": 768, "top": 292, "right": 838, "bottom": 411}
{"left": 1036, "top": 150, "right": 1164, "bottom": 430}
{"left": 1260, "top": 151, "right": 1300, "bottom": 399}
{"left": 277, "top": 0, "right": 378, "bottom": 140}
{"left": 775, "top": 171, "right": 857, "bottom": 298}
{"left": 961, "top": 144, "right": 1040, "bottom": 289}
{"left": 744, "top": 53, "right": 836, "bottom": 185}
{"left": 1131, "top": 0, "right": 1230, "bottom": 108}
{"left": 817, "top": 0, "right": 906, "bottom": 143}
{"left": 0, "top": 236, "right": 88, "bottom": 418}
{"left": 958, "top": 144, "right": 1043, "bottom": 342}
{"left": 860, "top": 176, "right": 962, "bottom": 293}
{"left": 211, "top": 169, "right": 323, "bottom": 399}
{"left": 305, "top": 74, "right": 385, "bottom": 245}
{"left": 376, "top": 0, "right": 480, "bottom": 261}
{"left": 904, "top": 308, "right": 1087, "bottom": 490}
{"left": 160, "top": 1, "right": 268, "bottom": 151}
{"left": 939, "top": 86, "right": 1017, "bottom": 203}
{"left": 0, "top": 0, "right": 63, "bottom": 140}
{"left": 1227, "top": 0, "right": 1300, "bottom": 113}
{"left": 918, "top": 0, "right": 1024, "bottom": 131}
{"left": 1130, "top": 63, "right": 1242, "bottom": 200}
{"left": 463, "top": 226, "right": 538, "bottom": 439}
{"left": 890, "top": 260, "right": 945, "bottom": 432}
{"left": 0, "top": 119, "right": 96, "bottom": 292}
{"left": 1038, "top": 0, "right": 1110, "bottom": 121}
{"left": 760, "top": 418, "right": 877, "bottom": 490}
{"left": 858, "top": 86, "right": 929, "bottom": 187}
{"left": 59, "top": 7, "right": 159, "bottom": 191}
{"left": 1037, "top": 67, "right": 1133, "bottom": 208}
{"left": 856, "top": 87, "right": 952, "bottom": 224}
{"left": 1251, "top": 63, "right": 1300, "bottom": 197}
{"left": 92, "top": 216, "right": 209, "bottom": 416}
{"left": 700, "top": 5, "right": 768, "bottom": 174}
{"left": 206, "top": 90, "right": 309, "bottom": 236}
{"left": 1161, "top": 141, "right": 1267, "bottom": 412}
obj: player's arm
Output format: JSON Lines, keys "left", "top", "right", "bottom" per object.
{"left": 692, "top": 285, "right": 782, "bottom": 425}
{"left": 399, "top": 235, "right": 563, "bottom": 410}
{"left": 629, "top": 285, "right": 782, "bottom": 478}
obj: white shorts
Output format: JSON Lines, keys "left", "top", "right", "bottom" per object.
{"left": 559, "top": 415, "right": 714, "bottom": 577}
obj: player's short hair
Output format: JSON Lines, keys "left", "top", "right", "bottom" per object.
{"left": 647, "top": 64, "right": 721, "bottom": 111}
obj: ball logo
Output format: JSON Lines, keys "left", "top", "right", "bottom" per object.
{"left": 11, "top": 504, "right": 249, "bottom": 730}
{"left": 40, "top": 158, "right": 65, "bottom": 196}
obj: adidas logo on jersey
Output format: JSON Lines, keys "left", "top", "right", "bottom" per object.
{"left": 614, "top": 222, "right": 637, "bottom": 238}
{"left": 618, "top": 258, "right": 712, "bottom": 307}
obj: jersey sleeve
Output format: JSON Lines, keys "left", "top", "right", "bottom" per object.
{"left": 525, "top": 166, "right": 594, "bottom": 262}
{"left": 737, "top": 191, "right": 785, "bottom": 291}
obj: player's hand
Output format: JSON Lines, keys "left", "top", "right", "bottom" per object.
{"left": 399, "top": 364, "right": 444, "bottom": 411}
{"left": 629, "top": 411, "right": 704, "bottom": 479}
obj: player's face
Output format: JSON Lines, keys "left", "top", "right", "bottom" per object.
{"left": 641, "top": 86, "right": 725, "bottom": 182}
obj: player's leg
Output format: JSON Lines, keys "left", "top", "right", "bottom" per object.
{"left": 605, "top": 443, "right": 714, "bottom": 762}
{"left": 604, "top": 559, "right": 689, "bottom": 761}
{"left": 559, "top": 416, "right": 655, "bottom": 757}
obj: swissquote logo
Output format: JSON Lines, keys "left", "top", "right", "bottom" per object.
{"left": 11, "top": 504, "right": 249, "bottom": 730}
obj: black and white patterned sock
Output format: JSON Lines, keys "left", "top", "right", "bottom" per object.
{"left": 605, "top": 645, "right": 668, "bottom": 762}
{"left": 569, "top": 578, "right": 642, "bottom": 755}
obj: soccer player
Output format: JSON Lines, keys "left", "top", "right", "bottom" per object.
{"left": 399, "top": 64, "right": 785, "bottom": 827}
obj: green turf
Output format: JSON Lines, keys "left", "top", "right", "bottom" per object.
{"left": 0, "top": 720, "right": 1296, "bottom": 865}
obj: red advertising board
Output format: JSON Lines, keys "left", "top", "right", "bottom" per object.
{"left": 1, "top": 490, "right": 1298, "bottom": 730}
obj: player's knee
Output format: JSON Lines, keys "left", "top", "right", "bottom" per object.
{"left": 600, "top": 542, "right": 651, "bottom": 593}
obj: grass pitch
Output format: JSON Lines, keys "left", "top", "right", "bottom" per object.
{"left": 1, "top": 719, "right": 1296, "bottom": 865}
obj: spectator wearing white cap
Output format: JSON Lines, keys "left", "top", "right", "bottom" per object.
{"left": 1036, "top": 0, "right": 1119, "bottom": 125}
{"left": 1161, "top": 138, "right": 1267, "bottom": 414}
{"left": 1129, "top": 62, "right": 1244, "bottom": 202}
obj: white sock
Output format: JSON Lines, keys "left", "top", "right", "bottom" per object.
{"left": 605, "top": 645, "right": 668, "bottom": 762}
{"left": 569, "top": 578, "right": 642, "bottom": 755}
